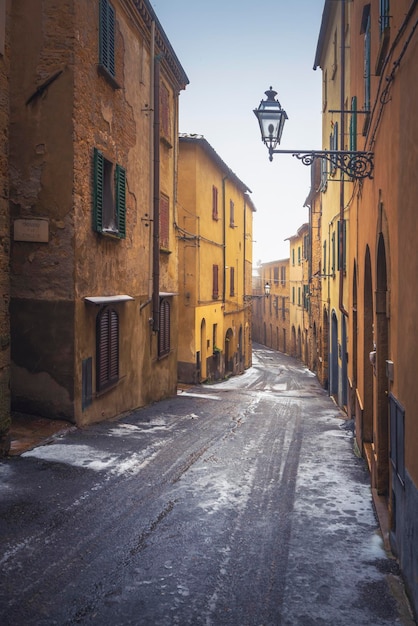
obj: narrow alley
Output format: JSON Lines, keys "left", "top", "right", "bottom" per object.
{"left": 0, "top": 345, "right": 414, "bottom": 625}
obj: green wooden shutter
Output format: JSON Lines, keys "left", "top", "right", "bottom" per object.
{"left": 99, "top": 0, "right": 115, "bottom": 77}
{"left": 93, "top": 148, "right": 104, "bottom": 233}
{"left": 115, "top": 163, "right": 126, "bottom": 238}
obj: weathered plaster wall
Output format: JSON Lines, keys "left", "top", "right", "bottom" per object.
{"left": 0, "top": 0, "right": 10, "bottom": 447}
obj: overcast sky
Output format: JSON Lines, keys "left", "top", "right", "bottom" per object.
{"left": 151, "top": 0, "right": 325, "bottom": 263}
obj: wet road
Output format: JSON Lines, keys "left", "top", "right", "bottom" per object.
{"left": 0, "top": 345, "right": 415, "bottom": 625}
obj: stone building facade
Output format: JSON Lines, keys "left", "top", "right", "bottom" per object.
{"left": 177, "top": 135, "right": 254, "bottom": 383}
{"left": 9, "top": 0, "right": 188, "bottom": 425}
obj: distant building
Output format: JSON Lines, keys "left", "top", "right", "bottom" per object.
{"left": 252, "top": 259, "right": 290, "bottom": 354}
{"left": 287, "top": 224, "right": 309, "bottom": 360}
{"left": 177, "top": 134, "right": 255, "bottom": 383}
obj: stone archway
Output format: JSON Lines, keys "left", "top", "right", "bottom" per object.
{"left": 363, "top": 246, "right": 374, "bottom": 445}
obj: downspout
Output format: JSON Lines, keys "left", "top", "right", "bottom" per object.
{"left": 148, "top": 21, "right": 155, "bottom": 303}
{"left": 339, "top": 0, "right": 349, "bottom": 318}
{"left": 152, "top": 54, "right": 161, "bottom": 332}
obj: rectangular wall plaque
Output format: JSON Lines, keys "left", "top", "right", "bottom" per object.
{"left": 14, "top": 218, "right": 49, "bottom": 243}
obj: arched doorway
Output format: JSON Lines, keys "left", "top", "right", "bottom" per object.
{"left": 238, "top": 326, "right": 243, "bottom": 372}
{"left": 225, "top": 328, "right": 234, "bottom": 374}
{"left": 291, "top": 325, "right": 296, "bottom": 357}
{"left": 342, "top": 315, "right": 348, "bottom": 407}
{"left": 323, "top": 307, "right": 329, "bottom": 389}
{"left": 375, "top": 234, "right": 389, "bottom": 495}
{"left": 330, "top": 311, "right": 338, "bottom": 398}
{"left": 200, "top": 318, "right": 207, "bottom": 381}
{"left": 312, "top": 322, "right": 318, "bottom": 373}
{"left": 363, "top": 246, "right": 374, "bottom": 445}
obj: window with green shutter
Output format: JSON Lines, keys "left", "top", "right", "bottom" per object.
{"left": 93, "top": 148, "right": 126, "bottom": 238}
{"left": 99, "top": 0, "right": 115, "bottom": 78}
{"left": 96, "top": 307, "right": 119, "bottom": 391}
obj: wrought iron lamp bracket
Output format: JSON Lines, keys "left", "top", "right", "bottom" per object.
{"left": 268, "top": 148, "right": 374, "bottom": 180}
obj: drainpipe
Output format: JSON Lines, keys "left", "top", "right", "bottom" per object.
{"left": 339, "top": 0, "right": 349, "bottom": 318}
{"left": 152, "top": 54, "right": 161, "bottom": 332}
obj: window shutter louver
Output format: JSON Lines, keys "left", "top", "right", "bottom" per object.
{"left": 94, "top": 148, "right": 104, "bottom": 233}
{"left": 99, "top": 0, "right": 115, "bottom": 77}
{"left": 115, "top": 163, "right": 126, "bottom": 238}
{"left": 158, "top": 299, "right": 170, "bottom": 357}
{"left": 97, "top": 307, "right": 119, "bottom": 391}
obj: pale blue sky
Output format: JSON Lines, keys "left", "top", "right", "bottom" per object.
{"left": 152, "top": 0, "right": 325, "bottom": 263}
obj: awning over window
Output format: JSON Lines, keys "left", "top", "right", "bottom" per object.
{"left": 159, "top": 292, "right": 178, "bottom": 297}
{"left": 84, "top": 295, "right": 134, "bottom": 305}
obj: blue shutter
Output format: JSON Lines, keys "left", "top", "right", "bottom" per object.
{"left": 115, "top": 164, "right": 126, "bottom": 238}
{"left": 93, "top": 148, "right": 104, "bottom": 233}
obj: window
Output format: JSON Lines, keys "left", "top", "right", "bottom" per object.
{"left": 160, "top": 194, "right": 169, "bottom": 250}
{"left": 331, "top": 231, "right": 336, "bottom": 274}
{"left": 93, "top": 148, "right": 126, "bottom": 238}
{"left": 337, "top": 220, "right": 347, "bottom": 271}
{"left": 212, "top": 186, "right": 218, "bottom": 220}
{"left": 99, "top": 0, "right": 116, "bottom": 78}
{"left": 229, "top": 267, "right": 235, "bottom": 296}
{"left": 212, "top": 264, "right": 219, "bottom": 299}
{"left": 292, "top": 248, "right": 295, "bottom": 266}
{"left": 298, "top": 287, "right": 301, "bottom": 306}
{"left": 229, "top": 200, "right": 235, "bottom": 227}
{"left": 96, "top": 307, "right": 119, "bottom": 391}
{"left": 274, "top": 267, "right": 279, "bottom": 285}
{"left": 330, "top": 121, "right": 338, "bottom": 175}
{"left": 376, "top": 1, "right": 390, "bottom": 75}
{"left": 280, "top": 266, "right": 286, "bottom": 286}
{"left": 158, "top": 299, "right": 171, "bottom": 357}
{"left": 160, "top": 83, "right": 170, "bottom": 141}
{"left": 319, "top": 157, "right": 328, "bottom": 192}
{"left": 332, "top": 28, "right": 338, "bottom": 79}
{"left": 364, "top": 8, "right": 371, "bottom": 112}
{"left": 298, "top": 246, "right": 301, "bottom": 265}
{"left": 350, "top": 96, "right": 357, "bottom": 152}
{"left": 282, "top": 296, "right": 286, "bottom": 320}
{"left": 292, "top": 286, "right": 295, "bottom": 304}
{"left": 213, "top": 324, "right": 218, "bottom": 351}
{"left": 389, "top": 394, "right": 405, "bottom": 486}
{"left": 379, "top": 0, "right": 390, "bottom": 34}
{"left": 303, "top": 285, "right": 309, "bottom": 311}
{"left": 303, "top": 234, "right": 309, "bottom": 260}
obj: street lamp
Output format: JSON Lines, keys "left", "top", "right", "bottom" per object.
{"left": 254, "top": 87, "right": 374, "bottom": 180}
